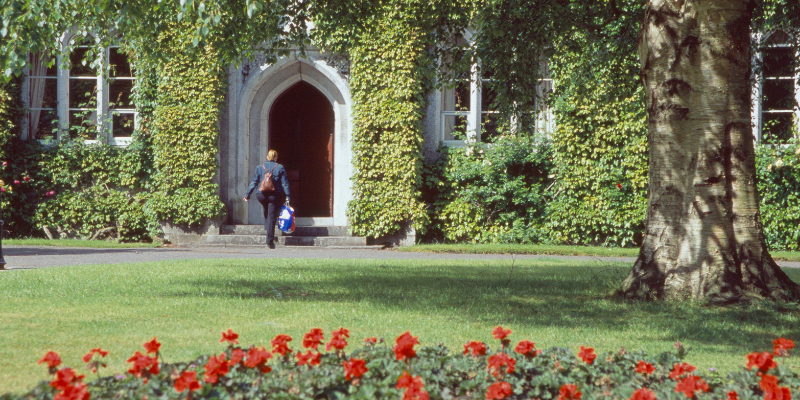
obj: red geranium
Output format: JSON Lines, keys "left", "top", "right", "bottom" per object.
{"left": 343, "top": 358, "right": 368, "bottom": 380}
{"left": 514, "top": 340, "right": 541, "bottom": 358}
{"left": 397, "top": 371, "right": 429, "bottom": 400}
{"left": 486, "top": 381, "right": 512, "bottom": 400}
{"left": 243, "top": 346, "right": 272, "bottom": 373}
{"left": 53, "top": 382, "right": 90, "bottom": 400}
{"left": 487, "top": 353, "right": 516, "bottom": 377}
{"left": 727, "top": 391, "right": 739, "bottom": 400}
{"left": 126, "top": 351, "right": 159, "bottom": 378}
{"left": 143, "top": 337, "right": 161, "bottom": 354}
{"left": 174, "top": 371, "right": 201, "bottom": 393}
{"left": 393, "top": 331, "right": 420, "bottom": 361}
{"left": 203, "top": 353, "right": 230, "bottom": 384}
{"left": 747, "top": 352, "right": 778, "bottom": 373}
{"left": 463, "top": 341, "right": 487, "bottom": 356}
{"left": 230, "top": 348, "right": 245, "bottom": 365}
{"left": 760, "top": 374, "right": 791, "bottom": 400}
{"left": 220, "top": 329, "right": 239, "bottom": 344}
{"left": 302, "top": 328, "right": 325, "bottom": 350}
{"left": 635, "top": 360, "right": 655, "bottom": 375}
{"left": 629, "top": 388, "right": 656, "bottom": 400}
{"left": 492, "top": 326, "right": 512, "bottom": 340}
{"left": 773, "top": 338, "right": 795, "bottom": 357}
{"left": 578, "top": 346, "right": 596, "bottom": 365}
{"left": 364, "top": 337, "right": 378, "bottom": 344}
{"left": 296, "top": 351, "right": 321, "bottom": 366}
{"left": 669, "top": 363, "right": 697, "bottom": 380}
{"left": 674, "top": 375, "right": 709, "bottom": 398}
{"left": 271, "top": 334, "right": 293, "bottom": 356}
{"left": 326, "top": 328, "right": 349, "bottom": 352}
{"left": 557, "top": 384, "right": 582, "bottom": 400}
{"left": 38, "top": 351, "right": 62, "bottom": 369}
{"left": 82, "top": 348, "right": 109, "bottom": 363}
{"left": 50, "top": 368, "right": 85, "bottom": 391}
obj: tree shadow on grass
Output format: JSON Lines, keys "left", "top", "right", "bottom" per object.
{"left": 164, "top": 259, "right": 800, "bottom": 352}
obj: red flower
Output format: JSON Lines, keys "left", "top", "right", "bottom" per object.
{"left": 13, "top": 180, "right": 19, "bottom": 184}
{"left": 38, "top": 351, "right": 62, "bottom": 368}
{"left": 397, "top": 371, "right": 429, "bottom": 400}
{"left": 463, "top": 341, "right": 487, "bottom": 356}
{"left": 23, "top": 176, "right": 30, "bottom": 181}
{"left": 487, "top": 353, "right": 516, "bottom": 377}
{"left": 364, "top": 337, "right": 378, "bottom": 344}
{"left": 302, "top": 328, "right": 325, "bottom": 350}
{"left": 578, "top": 346, "right": 596, "bottom": 365}
{"left": 230, "top": 348, "right": 245, "bottom": 365}
{"left": 243, "top": 346, "right": 272, "bottom": 373}
{"left": 773, "top": 338, "right": 795, "bottom": 357}
{"left": 727, "top": 391, "right": 739, "bottom": 400}
{"left": 760, "top": 374, "right": 791, "bottom": 400}
{"left": 635, "top": 360, "right": 655, "bottom": 375}
{"left": 486, "top": 381, "right": 512, "bottom": 400}
{"left": 126, "top": 351, "right": 159, "bottom": 378}
{"left": 629, "top": 388, "right": 656, "bottom": 400}
{"left": 674, "top": 375, "right": 709, "bottom": 398}
{"left": 514, "top": 340, "right": 541, "bottom": 358}
{"left": 326, "top": 328, "right": 350, "bottom": 352}
{"left": 669, "top": 363, "right": 697, "bottom": 380}
{"left": 296, "top": 351, "right": 321, "bottom": 366}
{"left": 82, "top": 348, "right": 109, "bottom": 363}
{"left": 557, "top": 384, "right": 582, "bottom": 400}
{"left": 53, "top": 382, "right": 90, "bottom": 400}
{"left": 220, "top": 329, "right": 239, "bottom": 344}
{"left": 143, "top": 337, "right": 161, "bottom": 354}
{"left": 203, "top": 353, "right": 230, "bottom": 384}
{"left": 747, "top": 352, "right": 778, "bottom": 373}
{"left": 174, "top": 370, "right": 201, "bottom": 393}
{"left": 616, "top": 183, "right": 622, "bottom": 189}
{"left": 393, "top": 331, "right": 420, "bottom": 361}
{"left": 492, "top": 326, "right": 512, "bottom": 340}
{"left": 50, "top": 368, "right": 85, "bottom": 391}
{"left": 271, "top": 334, "right": 293, "bottom": 356}
{"left": 343, "top": 358, "right": 368, "bottom": 380}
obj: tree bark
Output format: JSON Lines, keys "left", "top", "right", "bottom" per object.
{"left": 619, "top": 0, "right": 800, "bottom": 302}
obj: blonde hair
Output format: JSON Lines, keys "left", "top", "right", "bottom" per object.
{"left": 267, "top": 149, "right": 278, "bottom": 161}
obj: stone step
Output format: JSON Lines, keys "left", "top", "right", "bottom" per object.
{"left": 221, "top": 225, "right": 352, "bottom": 237}
{"left": 201, "top": 234, "right": 367, "bottom": 247}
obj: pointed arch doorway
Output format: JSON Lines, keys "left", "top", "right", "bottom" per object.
{"left": 268, "top": 80, "right": 334, "bottom": 218}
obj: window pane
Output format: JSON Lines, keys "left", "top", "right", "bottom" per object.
{"left": 29, "top": 78, "right": 57, "bottom": 109}
{"left": 69, "top": 47, "right": 97, "bottom": 77}
{"left": 765, "top": 30, "right": 791, "bottom": 46}
{"left": 112, "top": 112, "right": 135, "bottom": 137}
{"left": 30, "top": 109, "right": 58, "bottom": 140}
{"left": 109, "top": 78, "right": 134, "bottom": 109}
{"left": 481, "top": 113, "right": 501, "bottom": 143}
{"left": 763, "top": 47, "right": 795, "bottom": 77}
{"left": 442, "top": 114, "right": 468, "bottom": 141}
{"left": 762, "top": 79, "right": 796, "bottom": 110}
{"left": 69, "top": 78, "right": 98, "bottom": 109}
{"left": 762, "top": 113, "right": 796, "bottom": 144}
{"left": 481, "top": 83, "right": 498, "bottom": 112}
{"left": 109, "top": 48, "right": 133, "bottom": 77}
{"left": 69, "top": 109, "right": 98, "bottom": 139}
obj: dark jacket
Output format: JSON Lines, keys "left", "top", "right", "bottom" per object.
{"left": 245, "top": 161, "right": 291, "bottom": 199}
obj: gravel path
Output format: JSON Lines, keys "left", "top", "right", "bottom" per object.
{"left": 1, "top": 245, "right": 798, "bottom": 270}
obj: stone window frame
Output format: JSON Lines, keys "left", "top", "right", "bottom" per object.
{"left": 752, "top": 30, "right": 800, "bottom": 144}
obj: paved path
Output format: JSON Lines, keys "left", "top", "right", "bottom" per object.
{"left": 2, "top": 245, "right": 799, "bottom": 270}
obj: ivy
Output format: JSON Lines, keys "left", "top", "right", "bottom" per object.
{"left": 757, "top": 142, "right": 800, "bottom": 251}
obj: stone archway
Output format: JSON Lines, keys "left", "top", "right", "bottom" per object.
{"left": 268, "top": 81, "right": 334, "bottom": 217}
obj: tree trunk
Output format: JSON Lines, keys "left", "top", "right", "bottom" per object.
{"left": 619, "top": 0, "right": 800, "bottom": 302}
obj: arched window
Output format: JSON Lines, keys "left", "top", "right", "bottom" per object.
{"left": 753, "top": 30, "right": 800, "bottom": 144}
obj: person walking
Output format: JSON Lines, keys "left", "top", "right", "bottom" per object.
{"left": 244, "top": 149, "right": 291, "bottom": 249}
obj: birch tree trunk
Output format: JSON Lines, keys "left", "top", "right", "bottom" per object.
{"left": 618, "top": 0, "right": 800, "bottom": 302}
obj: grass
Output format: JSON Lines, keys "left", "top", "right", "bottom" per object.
{"left": 3, "top": 238, "right": 162, "bottom": 248}
{"left": 401, "top": 243, "right": 800, "bottom": 261}
{"left": 1, "top": 258, "right": 799, "bottom": 394}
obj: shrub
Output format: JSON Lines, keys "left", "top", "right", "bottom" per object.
{"left": 757, "top": 142, "right": 800, "bottom": 251}
{"left": 5, "top": 328, "right": 797, "bottom": 400}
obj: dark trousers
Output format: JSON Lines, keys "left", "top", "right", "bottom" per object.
{"left": 255, "top": 192, "right": 285, "bottom": 245}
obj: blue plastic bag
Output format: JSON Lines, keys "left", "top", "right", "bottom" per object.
{"left": 278, "top": 205, "right": 295, "bottom": 233}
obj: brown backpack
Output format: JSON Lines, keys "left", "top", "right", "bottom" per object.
{"left": 258, "top": 163, "right": 279, "bottom": 193}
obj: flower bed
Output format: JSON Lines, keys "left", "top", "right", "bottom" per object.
{"left": 4, "top": 328, "right": 796, "bottom": 400}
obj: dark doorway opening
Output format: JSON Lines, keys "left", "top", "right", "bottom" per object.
{"left": 269, "top": 81, "right": 334, "bottom": 218}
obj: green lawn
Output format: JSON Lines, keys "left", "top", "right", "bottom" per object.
{"left": 3, "top": 238, "right": 162, "bottom": 248}
{"left": 401, "top": 243, "right": 800, "bottom": 261}
{"left": 1, "top": 257, "right": 798, "bottom": 394}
